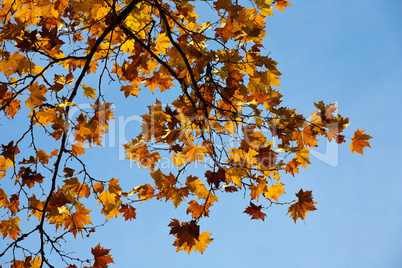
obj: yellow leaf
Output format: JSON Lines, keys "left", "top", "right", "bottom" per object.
{"left": 55, "top": 100, "right": 75, "bottom": 108}
{"left": 172, "top": 152, "right": 186, "bottom": 167}
{"left": 155, "top": 33, "right": 171, "bottom": 55}
{"left": 121, "top": 85, "right": 140, "bottom": 97}
{"left": 81, "top": 84, "right": 96, "bottom": 99}
{"left": 182, "top": 144, "right": 209, "bottom": 163}
{"left": 175, "top": 229, "right": 213, "bottom": 255}
{"left": 265, "top": 182, "right": 285, "bottom": 201}
{"left": 295, "top": 147, "right": 311, "bottom": 169}
{"left": 275, "top": 0, "right": 292, "bottom": 12}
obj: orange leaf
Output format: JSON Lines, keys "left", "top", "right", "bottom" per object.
{"left": 287, "top": 189, "right": 317, "bottom": 223}
{"left": 91, "top": 243, "right": 114, "bottom": 268}
{"left": 275, "top": 0, "right": 292, "bottom": 12}
{"left": 350, "top": 129, "right": 372, "bottom": 154}
{"left": 93, "top": 182, "right": 104, "bottom": 193}
{"left": 186, "top": 200, "right": 209, "bottom": 219}
{"left": 108, "top": 178, "right": 122, "bottom": 195}
{"left": 64, "top": 205, "right": 92, "bottom": 238}
{"left": 71, "top": 141, "right": 85, "bottom": 156}
{"left": 25, "top": 82, "right": 47, "bottom": 110}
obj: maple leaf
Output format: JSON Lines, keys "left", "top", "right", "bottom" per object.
{"left": 63, "top": 167, "right": 75, "bottom": 178}
{"left": 119, "top": 204, "right": 136, "bottom": 221}
{"left": 8, "top": 194, "right": 20, "bottom": 215}
{"left": 120, "top": 84, "right": 141, "bottom": 97}
{"left": 169, "top": 219, "right": 205, "bottom": 252}
{"left": 249, "top": 181, "right": 267, "bottom": 202}
{"left": 350, "top": 129, "right": 372, "bottom": 154}
{"left": 21, "top": 167, "right": 44, "bottom": 189}
{"left": 205, "top": 168, "right": 226, "bottom": 189}
{"left": 25, "top": 82, "right": 47, "bottom": 110}
{"left": 182, "top": 144, "right": 210, "bottom": 163}
{"left": 275, "top": 0, "right": 292, "bottom": 12}
{"left": 285, "top": 159, "right": 300, "bottom": 176}
{"left": 154, "top": 33, "right": 171, "bottom": 55}
{"left": 35, "top": 149, "right": 50, "bottom": 164}
{"left": 243, "top": 202, "right": 266, "bottom": 221}
{"left": 81, "top": 84, "right": 96, "bottom": 100}
{"left": 97, "top": 191, "right": 121, "bottom": 219}
{"left": 293, "top": 125, "right": 318, "bottom": 147}
{"left": 265, "top": 182, "right": 285, "bottom": 201}
{"left": 0, "top": 217, "right": 21, "bottom": 240}
{"left": 72, "top": 141, "right": 86, "bottom": 156}
{"left": 187, "top": 200, "right": 210, "bottom": 218}
{"left": 1, "top": 141, "right": 20, "bottom": 159}
{"left": 0, "top": 188, "right": 8, "bottom": 208}
{"left": 172, "top": 152, "right": 187, "bottom": 167}
{"left": 91, "top": 243, "right": 114, "bottom": 268}
{"left": 175, "top": 231, "right": 213, "bottom": 254}
{"left": 108, "top": 178, "right": 122, "bottom": 195}
{"left": 287, "top": 189, "right": 317, "bottom": 223}
{"left": 64, "top": 205, "right": 92, "bottom": 238}
{"left": 136, "top": 184, "right": 155, "bottom": 201}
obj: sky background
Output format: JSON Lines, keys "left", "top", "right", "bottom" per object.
{"left": 1, "top": 0, "right": 402, "bottom": 267}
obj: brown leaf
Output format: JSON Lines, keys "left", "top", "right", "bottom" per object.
{"left": 119, "top": 204, "right": 136, "bottom": 221}
{"left": 287, "top": 189, "right": 317, "bottom": 223}
{"left": 243, "top": 202, "right": 266, "bottom": 221}
{"left": 91, "top": 243, "right": 114, "bottom": 268}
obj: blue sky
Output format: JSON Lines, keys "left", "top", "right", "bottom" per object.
{"left": 1, "top": 0, "right": 401, "bottom": 267}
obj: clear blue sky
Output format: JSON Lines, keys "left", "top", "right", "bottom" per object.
{"left": 1, "top": 0, "right": 401, "bottom": 267}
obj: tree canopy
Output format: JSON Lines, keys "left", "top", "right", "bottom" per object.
{"left": 0, "top": 0, "right": 371, "bottom": 267}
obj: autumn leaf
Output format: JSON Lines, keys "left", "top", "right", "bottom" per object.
{"left": 8, "top": 194, "right": 20, "bottom": 215}
{"left": 91, "top": 243, "right": 114, "bottom": 268}
{"left": 0, "top": 217, "right": 21, "bottom": 240}
{"left": 169, "top": 219, "right": 212, "bottom": 254}
{"left": 182, "top": 144, "right": 210, "bottom": 163}
{"left": 108, "top": 178, "right": 122, "bottom": 195}
{"left": 187, "top": 200, "right": 210, "bottom": 219}
{"left": 155, "top": 33, "right": 171, "bottom": 55}
{"left": 120, "top": 84, "right": 141, "bottom": 97}
{"left": 64, "top": 205, "right": 92, "bottom": 238}
{"left": 119, "top": 204, "right": 136, "bottom": 221}
{"left": 243, "top": 202, "right": 266, "bottom": 221}
{"left": 275, "top": 0, "right": 292, "bottom": 12}
{"left": 265, "top": 182, "right": 285, "bottom": 201}
{"left": 93, "top": 182, "right": 105, "bottom": 194}
{"left": 287, "top": 189, "right": 317, "bottom": 223}
{"left": 25, "top": 82, "right": 47, "bottom": 110}
{"left": 0, "top": 188, "right": 8, "bottom": 208}
{"left": 20, "top": 167, "right": 44, "bottom": 189}
{"left": 35, "top": 149, "right": 50, "bottom": 164}
{"left": 72, "top": 141, "right": 86, "bottom": 156}
{"left": 350, "top": 129, "right": 372, "bottom": 154}
{"left": 81, "top": 84, "right": 96, "bottom": 100}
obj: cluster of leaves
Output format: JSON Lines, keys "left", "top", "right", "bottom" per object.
{"left": 0, "top": 0, "right": 371, "bottom": 267}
